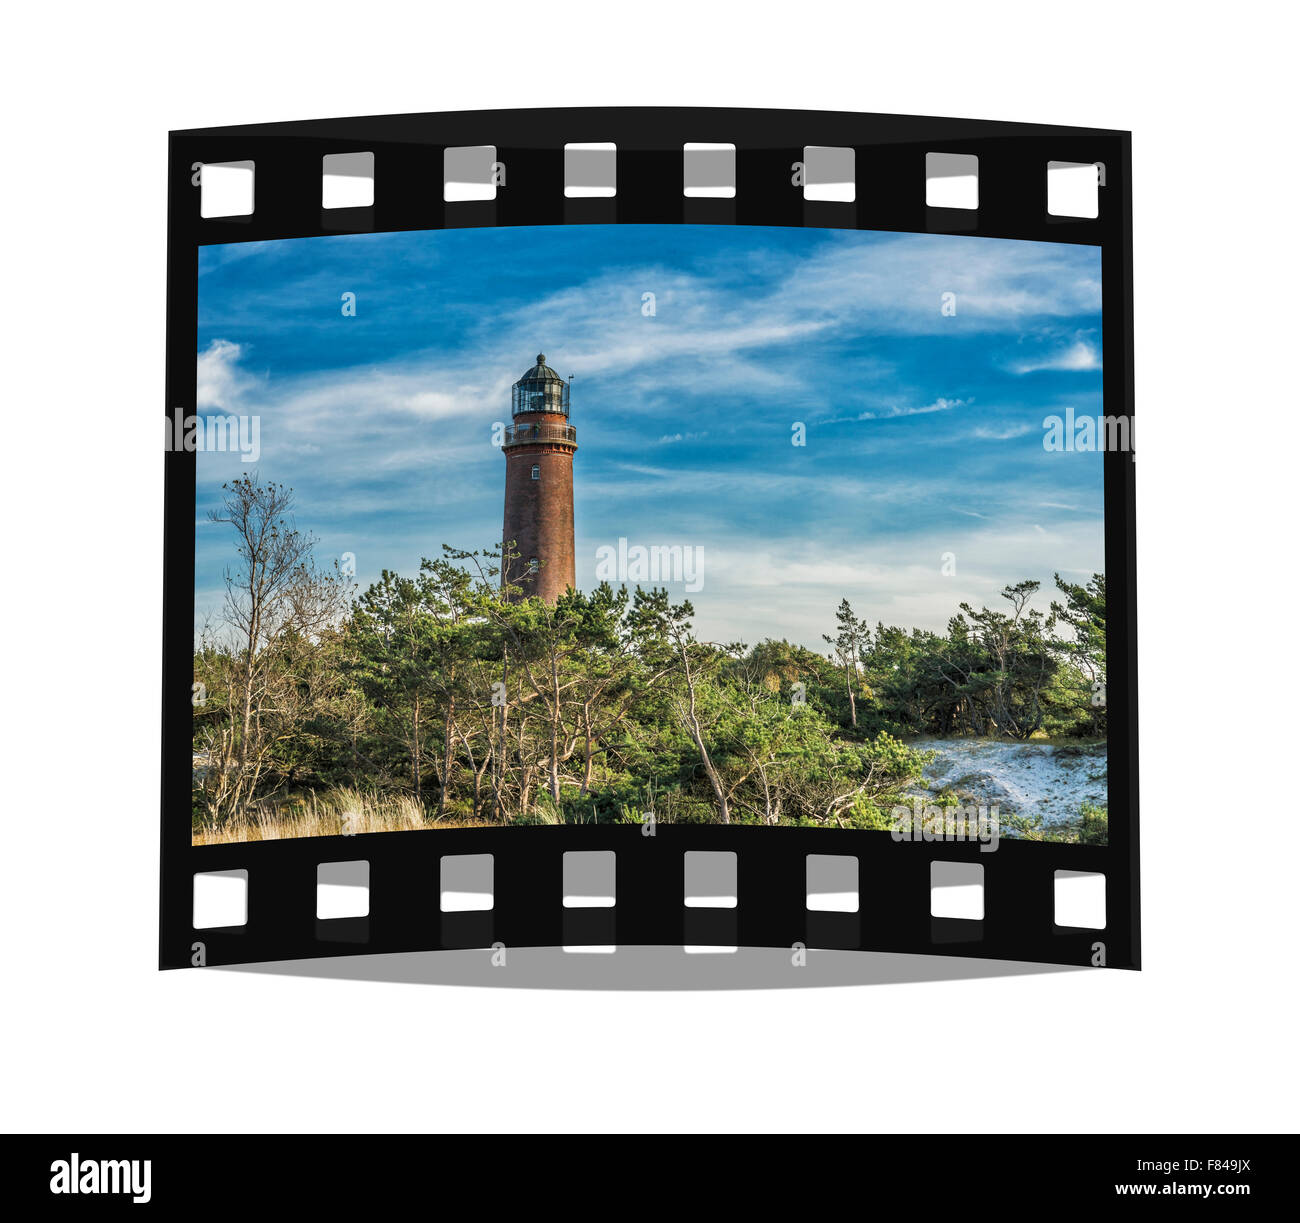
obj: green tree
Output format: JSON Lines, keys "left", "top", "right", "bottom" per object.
{"left": 1051, "top": 572, "right": 1107, "bottom": 736}
{"left": 823, "top": 598, "right": 869, "bottom": 729}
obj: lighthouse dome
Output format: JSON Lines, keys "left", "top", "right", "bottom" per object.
{"left": 512, "top": 352, "right": 570, "bottom": 417}
{"left": 518, "top": 353, "right": 563, "bottom": 383}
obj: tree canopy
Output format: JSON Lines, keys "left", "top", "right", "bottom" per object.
{"left": 193, "top": 478, "right": 1106, "bottom": 841}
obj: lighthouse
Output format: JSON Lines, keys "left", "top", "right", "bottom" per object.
{"left": 501, "top": 353, "right": 577, "bottom": 602}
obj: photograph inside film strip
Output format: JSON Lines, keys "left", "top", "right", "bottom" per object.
{"left": 162, "top": 109, "right": 1137, "bottom": 972}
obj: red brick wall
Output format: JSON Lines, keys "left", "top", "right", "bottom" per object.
{"left": 502, "top": 411, "right": 576, "bottom": 603}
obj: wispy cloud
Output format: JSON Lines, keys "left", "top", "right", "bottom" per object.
{"left": 971, "top": 423, "right": 1036, "bottom": 440}
{"left": 659, "top": 431, "right": 709, "bottom": 444}
{"left": 1010, "top": 338, "right": 1101, "bottom": 375}
{"left": 858, "top": 397, "right": 968, "bottom": 421}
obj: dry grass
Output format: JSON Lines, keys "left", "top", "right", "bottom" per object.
{"left": 192, "top": 786, "right": 495, "bottom": 845}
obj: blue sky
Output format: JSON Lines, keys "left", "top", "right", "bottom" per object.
{"left": 195, "top": 224, "right": 1104, "bottom": 649}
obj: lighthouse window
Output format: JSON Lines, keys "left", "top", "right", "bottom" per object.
{"left": 531, "top": 464, "right": 540, "bottom": 480}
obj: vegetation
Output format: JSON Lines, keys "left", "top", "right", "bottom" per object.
{"left": 192, "top": 477, "right": 1107, "bottom": 842}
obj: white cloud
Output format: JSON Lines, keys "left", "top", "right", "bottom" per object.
{"left": 195, "top": 339, "right": 247, "bottom": 409}
{"left": 658, "top": 431, "right": 708, "bottom": 444}
{"left": 586, "top": 521, "right": 1104, "bottom": 648}
{"left": 971, "top": 423, "right": 1035, "bottom": 440}
{"left": 858, "top": 397, "right": 968, "bottom": 421}
{"left": 1011, "top": 339, "right": 1101, "bottom": 375}
{"left": 776, "top": 234, "right": 1102, "bottom": 329}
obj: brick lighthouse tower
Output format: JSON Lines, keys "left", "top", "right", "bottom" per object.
{"left": 501, "top": 353, "right": 577, "bottom": 602}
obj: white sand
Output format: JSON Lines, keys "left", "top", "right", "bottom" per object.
{"left": 909, "top": 737, "right": 1107, "bottom": 827}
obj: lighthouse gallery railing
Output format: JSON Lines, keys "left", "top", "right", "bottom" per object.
{"left": 502, "top": 422, "right": 577, "bottom": 447}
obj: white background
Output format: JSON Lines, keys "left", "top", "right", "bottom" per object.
{"left": 1, "top": 1, "right": 1295, "bottom": 1133}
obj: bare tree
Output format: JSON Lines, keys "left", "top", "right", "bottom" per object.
{"left": 626, "top": 590, "right": 734, "bottom": 825}
{"left": 198, "top": 475, "right": 348, "bottom": 823}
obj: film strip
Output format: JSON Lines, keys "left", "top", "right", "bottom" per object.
{"left": 162, "top": 107, "right": 1138, "bottom": 972}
